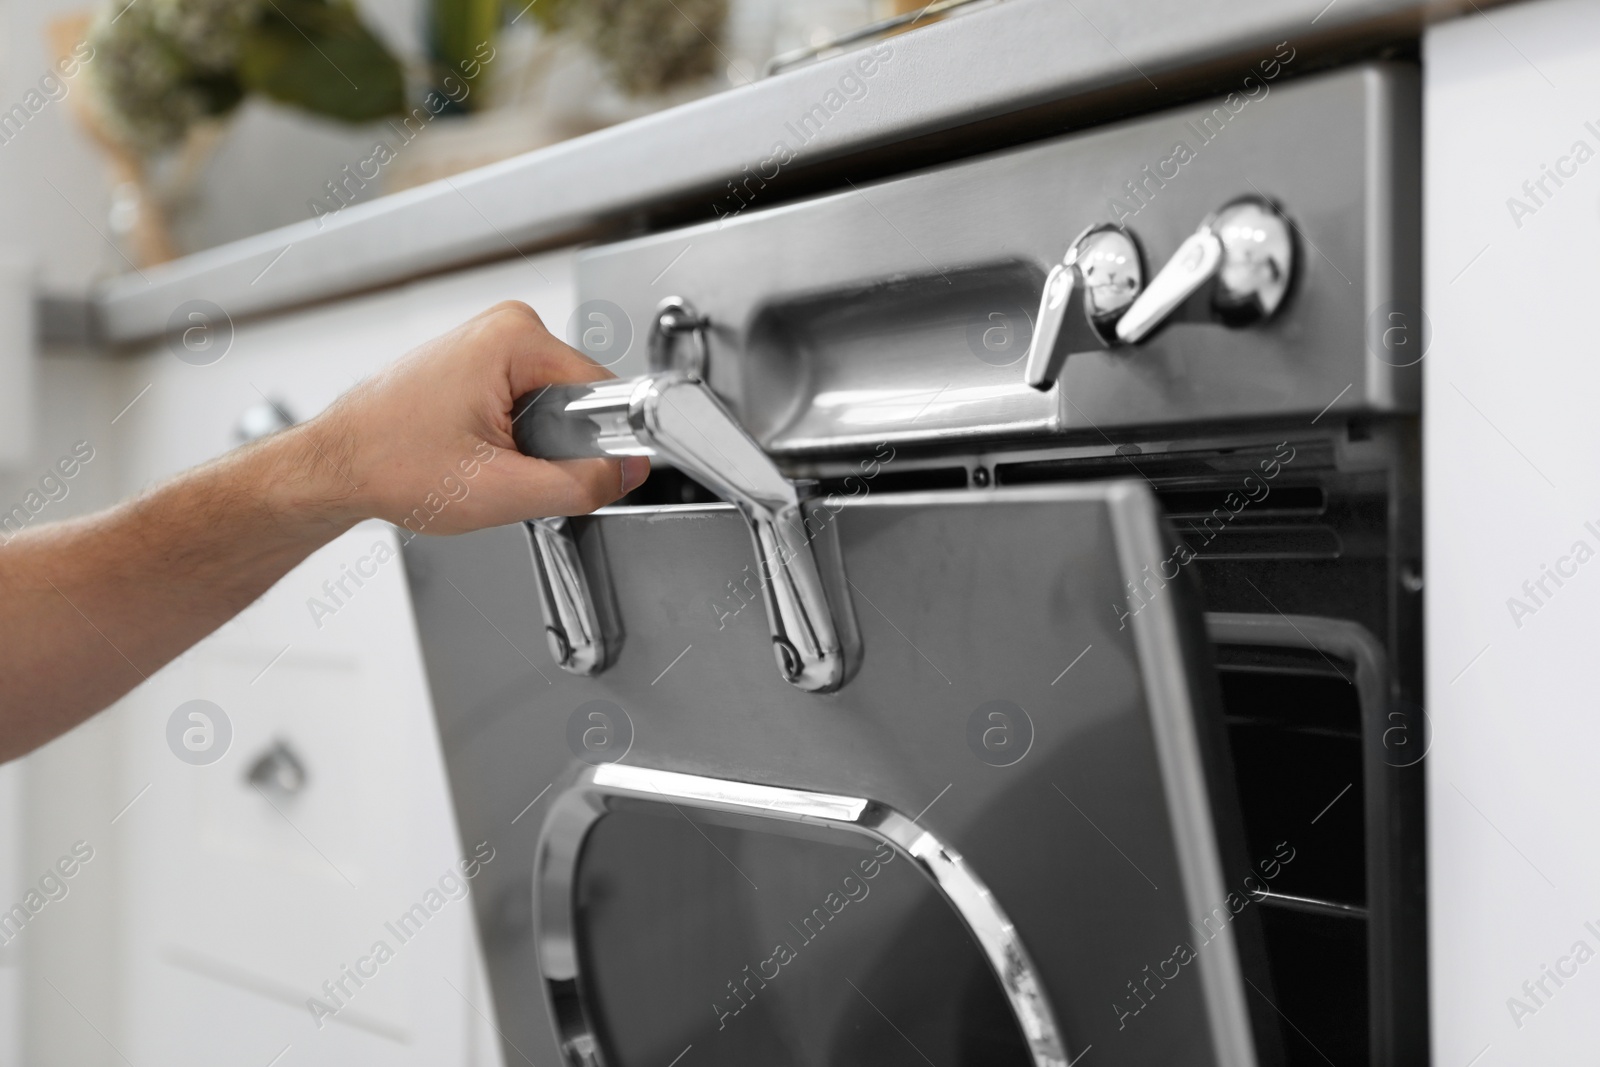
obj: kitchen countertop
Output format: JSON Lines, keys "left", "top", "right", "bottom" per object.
{"left": 94, "top": 0, "right": 1491, "bottom": 344}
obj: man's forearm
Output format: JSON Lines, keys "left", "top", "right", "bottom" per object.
{"left": 0, "top": 422, "right": 354, "bottom": 761}
{"left": 0, "top": 302, "right": 640, "bottom": 763}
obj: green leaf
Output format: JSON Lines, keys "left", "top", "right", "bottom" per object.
{"left": 430, "top": 0, "right": 499, "bottom": 68}
{"left": 428, "top": 0, "right": 500, "bottom": 110}
{"left": 238, "top": 0, "right": 405, "bottom": 123}
{"left": 190, "top": 73, "right": 248, "bottom": 119}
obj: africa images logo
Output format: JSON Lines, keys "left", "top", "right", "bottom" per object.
{"left": 166, "top": 700, "right": 231, "bottom": 765}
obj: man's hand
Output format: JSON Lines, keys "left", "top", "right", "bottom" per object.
{"left": 311, "top": 301, "right": 649, "bottom": 534}
{"left": 0, "top": 302, "right": 648, "bottom": 762}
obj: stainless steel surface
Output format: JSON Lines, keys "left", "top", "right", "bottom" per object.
{"left": 1023, "top": 225, "right": 1144, "bottom": 390}
{"left": 95, "top": 0, "right": 1467, "bottom": 342}
{"left": 1116, "top": 197, "right": 1295, "bottom": 344}
{"left": 537, "top": 763, "right": 1069, "bottom": 1066}
{"left": 407, "top": 482, "right": 1264, "bottom": 1067}
{"left": 575, "top": 64, "right": 1420, "bottom": 452}
{"left": 515, "top": 374, "right": 859, "bottom": 692}
{"left": 525, "top": 517, "right": 617, "bottom": 675}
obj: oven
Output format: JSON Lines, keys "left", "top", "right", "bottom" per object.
{"left": 407, "top": 61, "right": 1424, "bottom": 1067}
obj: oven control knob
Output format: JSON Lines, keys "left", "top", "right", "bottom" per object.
{"left": 1024, "top": 224, "right": 1144, "bottom": 390}
{"left": 1114, "top": 196, "right": 1294, "bottom": 345}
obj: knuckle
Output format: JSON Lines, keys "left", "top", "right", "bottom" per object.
{"left": 480, "top": 303, "right": 546, "bottom": 345}
{"left": 486, "top": 299, "right": 542, "bottom": 326}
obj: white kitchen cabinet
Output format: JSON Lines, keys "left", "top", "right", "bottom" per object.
{"left": 22, "top": 250, "right": 575, "bottom": 1066}
{"left": 1427, "top": 0, "right": 1600, "bottom": 1058}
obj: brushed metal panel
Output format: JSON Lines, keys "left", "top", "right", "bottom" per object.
{"left": 577, "top": 64, "right": 1420, "bottom": 449}
{"left": 408, "top": 483, "right": 1265, "bottom": 1066}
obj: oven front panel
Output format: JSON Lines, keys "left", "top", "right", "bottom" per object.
{"left": 571, "top": 63, "right": 1419, "bottom": 454}
{"left": 408, "top": 483, "right": 1268, "bottom": 1067}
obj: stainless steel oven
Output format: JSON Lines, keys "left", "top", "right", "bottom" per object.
{"left": 408, "top": 61, "right": 1423, "bottom": 1067}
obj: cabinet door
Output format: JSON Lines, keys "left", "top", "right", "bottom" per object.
{"left": 114, "top": 523, "right": 488, "bottom": 1066}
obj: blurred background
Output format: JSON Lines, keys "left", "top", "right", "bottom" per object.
{"left": 4, "top": 0, "right": 936, "bottom": 291}
{"left": 0, "top": 2, "right": 939, "bottom": 1064}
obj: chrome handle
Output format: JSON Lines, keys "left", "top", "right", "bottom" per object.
{"left": 524, "top": 517, "right": 617, "bottom": 675}
{"left": 1115, "top": 197, "right": 1294, "bottom": 345}
{"left": 1023, "top": 224, "right": 1144, "bottom": 390}
{"left": 513, "top": 374, "right": 858, "bottom": 694}
{"left": 246, "top": 739, "right": 307, "bottom": 797}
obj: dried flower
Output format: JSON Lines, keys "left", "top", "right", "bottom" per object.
{"left": 151, "top": 0, "right": 262, "bottom": 70}
{"left": 85, "top": 0, "right": 401, "bottom": 155}
{"left": 87, "top": 1, "right": 227, "bottom": 152}
{"left": 558, "top": 0, "right": 731, "bottom": 96}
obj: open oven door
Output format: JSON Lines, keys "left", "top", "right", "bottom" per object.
{"left": 407, "top": 476, "right": 1281, "bottom": 1067}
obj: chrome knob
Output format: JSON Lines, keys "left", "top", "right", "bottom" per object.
{"left": 1115, "top": 197, "right": 1294, "bottom": 345}
{"left": 1023, "top": 224, "right": 1143, "bottom": 390}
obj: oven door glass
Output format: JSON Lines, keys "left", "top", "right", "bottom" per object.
{"left": 571, "top": 801, "right": 1034, "bottom": 1066}
{"left": 409, "top": 482, "right": 1269, "bottom": 1067}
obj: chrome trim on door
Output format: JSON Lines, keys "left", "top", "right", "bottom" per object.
{"left": 535, "top": 763, "right": 1073, "bottom": 1067}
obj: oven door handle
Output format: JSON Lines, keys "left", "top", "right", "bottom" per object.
{"left": 513, "top": 373, "right": 860, "bottom": 694}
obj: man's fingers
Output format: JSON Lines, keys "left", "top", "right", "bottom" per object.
{"left": 479, "top": 304, "right": 612, "bottom": 398}
{"left": 620, "top": 456, "right": 650, "bottom": 495}
{"left": 510, "top": 454, "right": 649, "bottom": 516}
